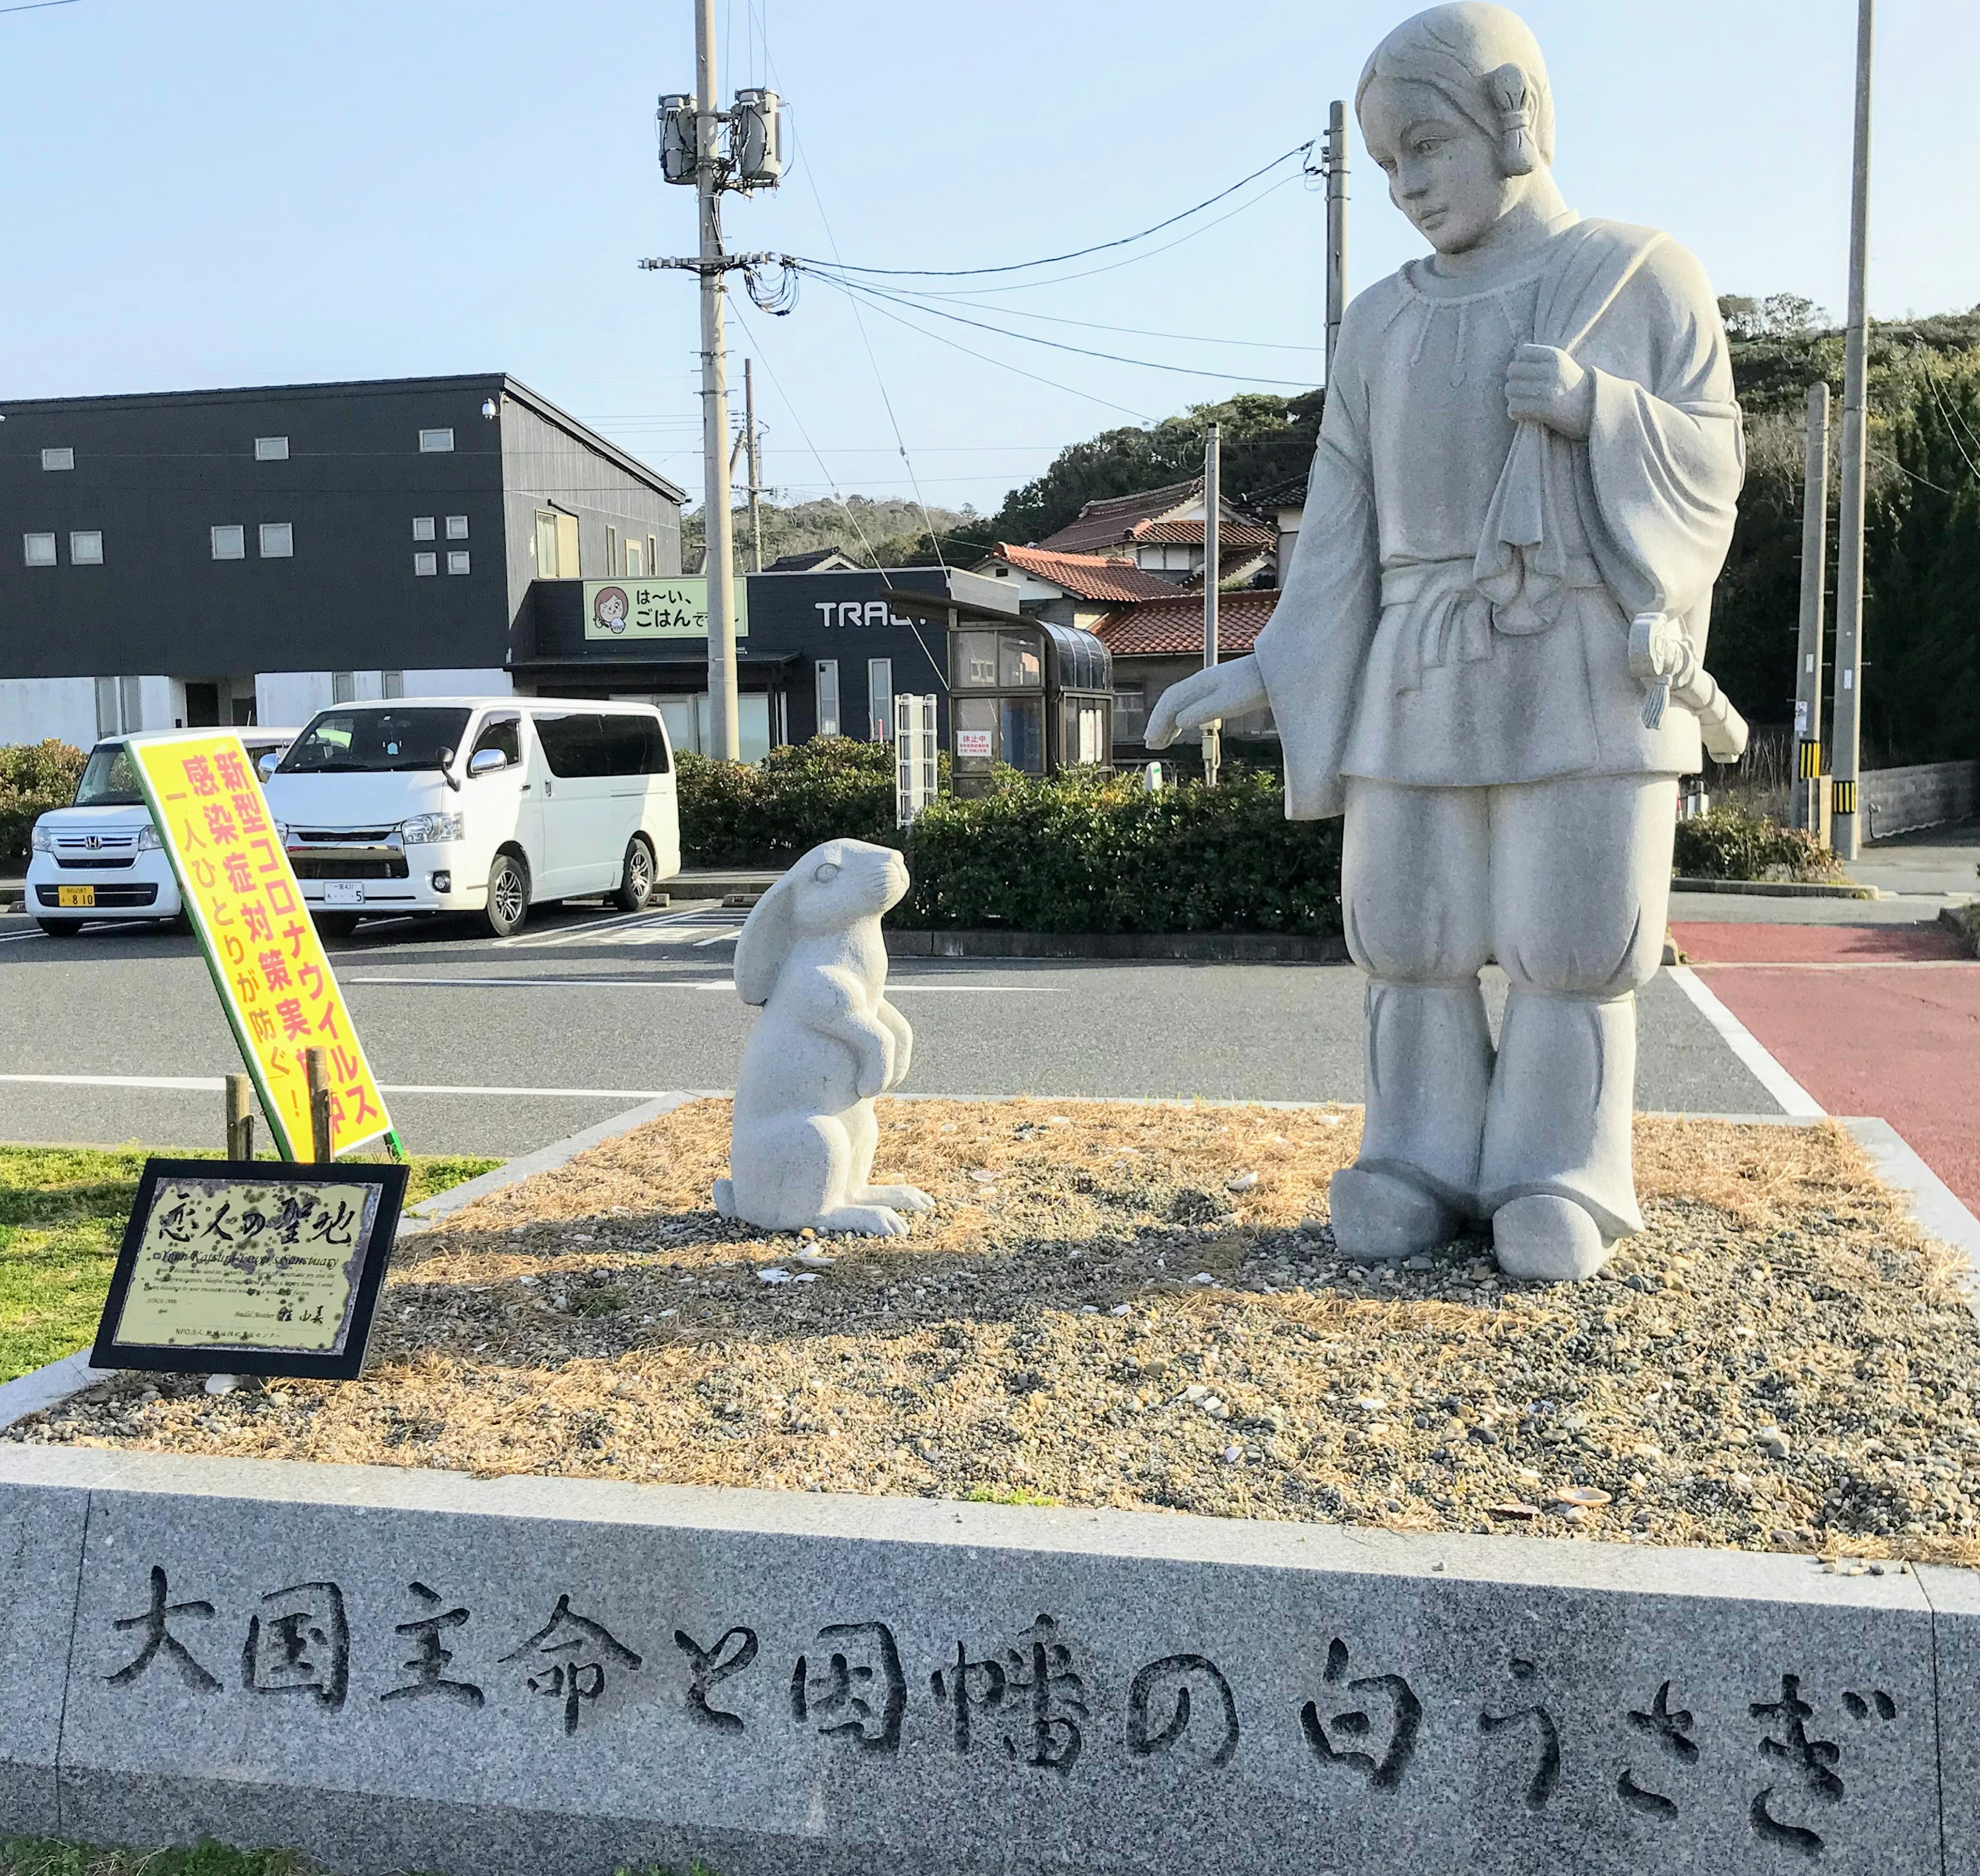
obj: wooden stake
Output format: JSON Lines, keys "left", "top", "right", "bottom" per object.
{"left": 225, "top": 1072, "right": 254, "bottom": 1162}
{"left": 304, "top": 1046, "right": 333, "bottom": 1163}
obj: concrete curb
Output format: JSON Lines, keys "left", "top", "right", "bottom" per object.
{"left": 1671, "top": 875, "right": 1880, "bottom": 899}
{"left": 398, "top": 1091, "right": 702, "bottom": 1232}
{"left": 886, "top": 927, "right": 1348, "bottom": 963}
{"left": 1939, "top": 902, "right": 1980, "bottom": 958}
{"left": 0, "top": 1350, "right": 96, "bottom": 1433}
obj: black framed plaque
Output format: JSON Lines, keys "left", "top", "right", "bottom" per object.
{"left": 91, "top": 1158, "right": 409, "bottom": 1379}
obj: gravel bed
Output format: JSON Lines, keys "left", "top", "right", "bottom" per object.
{"left": 16, "top": 1098, "right": 1980, "bottom": 1568}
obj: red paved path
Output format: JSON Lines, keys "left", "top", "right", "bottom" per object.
{"left": 1672, "top": 922, "right": 1980, "bottom": 1213}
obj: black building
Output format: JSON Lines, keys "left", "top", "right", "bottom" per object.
{"left": 509, "top": 566, "right": 1014, "bottom": 761}
{"left": 1, "top": 373, "right": 684, "bottom": 747}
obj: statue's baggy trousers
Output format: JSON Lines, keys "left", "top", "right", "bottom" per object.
{"left": 1341, "top": 772, "right": 1679, "bottom": 1240}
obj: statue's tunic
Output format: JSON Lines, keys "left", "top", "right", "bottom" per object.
{"left": 1255, "top": 216, "right": 1744, "bottom": 818}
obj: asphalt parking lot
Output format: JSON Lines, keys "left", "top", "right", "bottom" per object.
{"left": 0, "top": 895, "right": 1782, "bottom": 1159}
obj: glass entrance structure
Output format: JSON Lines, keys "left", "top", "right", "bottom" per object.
{"left": 947, "top": 617, "right": 1113, "bottom": 799}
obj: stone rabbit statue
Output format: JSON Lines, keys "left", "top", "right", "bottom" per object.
{"left": 714, "top": 837, "right": 935, "bottom": 1237}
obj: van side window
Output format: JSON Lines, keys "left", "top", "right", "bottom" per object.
{"left": 533, "top": 712, "right": 609, "bottom": 778}
{"left": 601, "top": 714, "right": 669, "bottom": 776}
{"left": 471, "top": 714, "right": 521, "bottom": 765}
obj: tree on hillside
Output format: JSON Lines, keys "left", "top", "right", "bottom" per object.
{"left": 939, "top": 391, "right": 1325, "bottom": 560}
{"left": 682, "top": 493, "right": 975, "bottom": 574}
{"left": 1709, "top": 306, "right": 1980, "bottom": 765}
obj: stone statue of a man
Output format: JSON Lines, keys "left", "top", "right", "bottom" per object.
{"left": 1148, "top": 2, "right": 1745, "bottom": 1280}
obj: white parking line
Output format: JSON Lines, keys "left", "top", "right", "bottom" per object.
{"left": 0, "top": 930, "right": 44, "bottom": 946}
{"left": 0, "top": 1072, "right": 664, "bottom": 1100}
{"left": 1665, "top": 964, "right": 1825, "bottom": 1118}
{"left": 343, "top": 972, "right": 1067, "bottom": 994}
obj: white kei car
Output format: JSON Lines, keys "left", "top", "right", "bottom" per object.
{"left": 27, "top": 729, "right": 299, "bottom": 937}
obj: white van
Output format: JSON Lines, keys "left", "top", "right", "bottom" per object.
{"left": 261, "top": 698, "right": 681, "bottom": 938}
{"left": 27, "top": 728, "right": 300, "bottom": 937}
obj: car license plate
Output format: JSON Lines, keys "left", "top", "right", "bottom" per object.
{"left": 56, "top": 886, "right": 95, "bottom": 909}
{"left": 322, "top": 882, "right": 365, "bottom": 907}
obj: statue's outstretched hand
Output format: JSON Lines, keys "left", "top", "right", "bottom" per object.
{"left": 1143, "top": 655, "right": 1271, "bottom": 750}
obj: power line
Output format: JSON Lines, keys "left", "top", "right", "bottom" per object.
{"left": 0, "top": 0, "right": 79, "bottom": 15}
{"left": 865, "top": 297, "right": 1330, "bottom": 354}
{"left": 817, "top": 272, "right": 1319, "bottom": 390}
{"left": 808, "top": 286, "right": 1155, "bottom": 423}
{"left": 810, "top": 173, "right": 1305, "bottom": 301}
{"left": 788, "top": 142, "right": 1315, "bottom": 279}
{"left": 777, "top": 100, "right": 949, "bottom": 571}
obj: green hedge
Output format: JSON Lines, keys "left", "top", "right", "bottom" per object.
{"left": 1671, "top": 802, "right": 1844, "bottom": 883}
{"left": 900, "top": 765, "right": 1342, "bottom": 935}
{"left": 679, "top": 745, "right": 1343, "bottom": 936}
{"left": 0, "top": 741, "right": 86, "bottom": 867}
{"left": 678, "top": 739, "right": 897, "bottom": 865}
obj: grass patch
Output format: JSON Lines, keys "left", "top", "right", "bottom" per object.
{"left": 0, "top": 1146, "right": 500, "bottom": 1384}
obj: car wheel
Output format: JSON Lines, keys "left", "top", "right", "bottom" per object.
{"left": 314, "top": 912, "right": 361, "bottom": 940}
{"left": 36, "top": 919, "right": 81, "bottom": 939}
{"left": 484, "top": 851, "right": 529, "bottom": 938}
{"left": 612, "top": 834, "right": 656, "bottom": 913}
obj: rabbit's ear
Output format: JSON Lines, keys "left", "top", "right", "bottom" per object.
{"left": 733, "top": 870, "right": 798, "bottom": 1006}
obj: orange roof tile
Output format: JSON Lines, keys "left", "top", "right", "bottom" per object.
{"left": 1130, "top": 518, "right": 1276, "bottom": 549}
{"left": 985, "top": 542, "right": 1181, "bottom": 603}
{"left": 1093, "top": 590, "right": 1279, "bottom": 657}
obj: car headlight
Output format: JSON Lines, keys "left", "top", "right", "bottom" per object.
{"left": 30, "top": 822, "right": 53, "bottom": 854}
{"left": 401, "top": 812, "right": 466, "bottom": 845}
{"left": 273, "top": 821, "right": 290, "bottom": 844}
{"left": 135, "top": 824, "right": 162, "bottom": 852}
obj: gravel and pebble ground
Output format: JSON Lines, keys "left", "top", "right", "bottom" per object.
{"left": 16, "top": 1097, "right": 1980, "bottom": 1568}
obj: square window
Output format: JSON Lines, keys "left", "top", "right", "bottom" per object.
{"left": 254, "top": 436, "right": 289, "bottom": 462}
{"left": 259, "top": 522, "right": 293, "bottom": 558}
{"left": 41, "top": 447, "right": 74, "bottom": 471}
{"left": 447, "top": 550, "right": 470, "bottom": 575}
{"left": 419, "top": 427, "right": 454, "bottom": 453}
{"left": 70, "top": 531, "right": 103, "bottom": 565}
{"left": 382, "top": 671, "right": 405, "bottom": 699}
{"left": 211, "top": 524, "right": 245, "bottom": 560}
{"left": 445, "top": 514, "right": 468, "bottom": 540}
{"left": 412, "top": 516, "right": 435, "bottom": 541}
{"left": 23, "top": 533, "right": 56, "bottom": 567}
{"left": 414, "top": 552, "right": 437, "bottom": 577}
{"left": 331, "top": 672, "right": 357, "bottom": 705}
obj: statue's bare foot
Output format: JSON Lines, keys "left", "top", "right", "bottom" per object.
{"left": 1327, "top": 1165, "right": 1457, "bottom": 1261}
{"left": 1491, "top": 1194, "right": 1609, "bottom": 1281}
{"left": 817, "top": 1204, "right": 911, "bottom": 1239}
{"left": 859, "top": 1183, "right": 935, "bottom": 1213}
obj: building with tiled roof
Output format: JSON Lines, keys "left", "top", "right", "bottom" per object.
{"left": 1092, "top": 589, "right": 1280, "bottom": 751}
{"left": 1036, "top": 477, "right": 1275, "bottom": 586}
{"left": 973, "top": 542, "right": 1180, "bottom": 615}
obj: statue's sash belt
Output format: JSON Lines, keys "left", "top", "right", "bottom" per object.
{"left": 1381, "top": 555, "right": 1604, "bottom": 695}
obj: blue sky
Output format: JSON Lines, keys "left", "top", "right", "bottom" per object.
{"left": 4, "top": 1, "right": 1972, "bottom": 517}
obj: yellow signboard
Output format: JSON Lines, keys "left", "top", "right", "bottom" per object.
{"left": 130, "top": 734, "right": 395, "bottom": 1160}
{"left": 584, "top": 577, "right": 750, "bottom": 641}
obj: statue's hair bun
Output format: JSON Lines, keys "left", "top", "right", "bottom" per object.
{"left": 1484, "top": 61, "right": 1538, "bottom": 177}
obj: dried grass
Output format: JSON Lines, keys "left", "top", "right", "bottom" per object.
{"left": 24, "top": 1100, "right": 1980, "bottom": 1569}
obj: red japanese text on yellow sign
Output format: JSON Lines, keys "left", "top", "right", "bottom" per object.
{"left": 130, "top": 735, "right": 393, "bottom": 1159}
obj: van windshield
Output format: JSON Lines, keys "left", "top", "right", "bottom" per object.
{"left": 74, "top": 743, "right": 144, "bottom": 807}
{"left": 280, "top": 709, "right": 471, "bottom": 776}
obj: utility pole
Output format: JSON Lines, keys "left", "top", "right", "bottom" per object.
{"left": 1794, "top": 381, "right": 1830, "bottom": 840}
{"left": 694, "top": 0, "right": 740, "bottom": 761}
{"left": 744, "top": 357, "right": 765, "bottom": 573}
{"left": 1201, "top": 422, "right": 1221, "bottom": 788}
{"left": 1324, "top": 100, "right": 1349, "bottom": 381}
{"left": 1829, "top": 0, "right": 1874, "bottom": 861}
